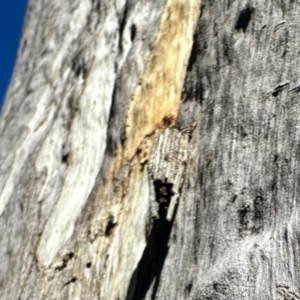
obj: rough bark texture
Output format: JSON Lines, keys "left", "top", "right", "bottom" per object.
{"left": 1, "top": 0, "right": 299, "bottom": 299}
{"left": 147, "top": 126, "right": 194, "bottom": 221}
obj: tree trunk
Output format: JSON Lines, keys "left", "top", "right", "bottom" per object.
{"left": 0, "top": 0, "right": 299, "bottom": 299}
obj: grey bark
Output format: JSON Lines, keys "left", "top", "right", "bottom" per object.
{"left": 0, "top": 0, "right": 299, "bottom": 299}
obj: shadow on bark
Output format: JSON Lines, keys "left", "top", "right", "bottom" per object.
{"left": 126, "top": 205, "right": 177, "bottom": 300}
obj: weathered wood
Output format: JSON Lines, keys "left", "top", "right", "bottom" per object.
{"left": 0, "top": 0, "right": 199, "bottom": 299}
{"left": 149, "top": 1, "right": 300, "bottom": 299}
{"left": 1, "top": 0, "right": 300, "bottom": 299}
{"left": 0, "top": 0, "right": 169, "bottom": 297}
{"left": 147, "top": 126, "right": 195, "bottom": 220}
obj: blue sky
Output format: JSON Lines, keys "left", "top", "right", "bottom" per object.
{"left": 0, "top": 1, "right": 28, "bottom": 110}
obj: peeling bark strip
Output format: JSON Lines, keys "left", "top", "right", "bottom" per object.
{"left": 148, "top": 125, "right": 195, "bottom": 221}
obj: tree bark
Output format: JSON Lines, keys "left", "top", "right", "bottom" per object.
{"left": 0, "top": 0, "right": 299, "bottom": 299}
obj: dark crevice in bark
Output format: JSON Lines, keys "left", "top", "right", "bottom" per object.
{"left": 272, "top": 83, "right": 289, "bottom": 97}
{"left": 289, "top": 85, "right": 300, "bottom": 94}
{"left": 61, "top": 152, "right": 70, "bottom": 164}
{"left": 105, "top": 217, "right": 117, "bottom": 236}
{"left": 234, "top": 5, "right": 255, "bottom": 33}
{"left": 62, "top": 276, "right": 77, "bottom": 288}
{"left": 153, "top": 179, "right": 174, "bottom": 219}
{"left": 126, "top": 205, "right": 178, "bottom": 300}
{"left": 104, "top": 83, "right": 126, "bottom": 160}
{"left": 131, "top": 24, "right": 137, "bottom": 42}
{"left": 118, "top": 1, "right": 129, "bottom": 52}
{"left": 187, "top": 33, "right": 199, "bottom": 72}
{"left": 55, "top": 252, "right": 75, "bottom": 271}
